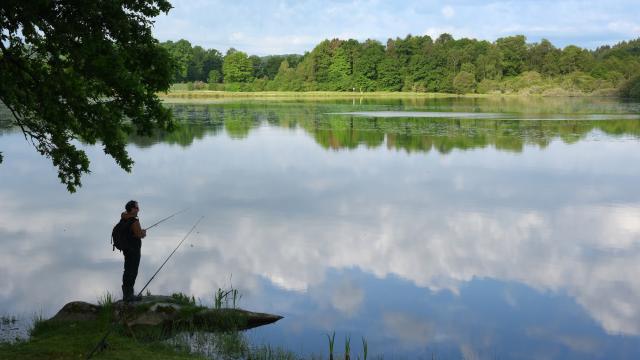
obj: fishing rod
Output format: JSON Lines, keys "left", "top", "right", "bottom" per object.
{"left": 87, "top": 216, "right": 203, "bottom": 359}
{"left": 137, "top": 215, "right": 203, "bottom": 296}
{"left": 144, "top": 207, "right": 190, "bottom": 231}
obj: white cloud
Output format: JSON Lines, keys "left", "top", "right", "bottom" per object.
{"left": 442, "top": 5, "right": 455, "bottom": 18}
{"left": 607, "top": 21, "right": 640, "bottom": 35}
{"left": 229, "top": 32, "right": 246, "bottom": 41}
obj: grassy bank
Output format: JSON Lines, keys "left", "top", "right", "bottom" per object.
{"left": 0, "top": 292, "right": 297, "bottom": 360}
{"left": 0, "top": 306, "right": 207, "bottom": 360}
{"left": 0, "top": 317, "right": 300, "bottom": 360}
{"left": 160, "top": 90, "right": 470, "bottom": 100}
{"left": 159, "top": 89, "right": 619, "bottom": 102}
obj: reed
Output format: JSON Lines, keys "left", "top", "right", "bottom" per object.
{"left": 326, "top": 331, "right": 336, "bottom": 360}
{"left": 249, "top": 344, "right": 299, "bottom": 360}
{"left": 344, "top": 335, "right": 351, "bottom": 360}
{"left": 214, "top": 286, "right": 241, "bottom": 309}
{"left": 97, "top": 291, "right": 114, "bottom": 307}
{"left": 361, "top": 337, "right": 368, "bottom": 360}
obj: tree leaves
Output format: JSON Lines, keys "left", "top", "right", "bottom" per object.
{"left": 0, "top": 0, "right": 174, "bottom": 192}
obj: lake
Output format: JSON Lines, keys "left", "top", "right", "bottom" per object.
{"left": 2, "top": 96, "right": 640, "bottom": 359}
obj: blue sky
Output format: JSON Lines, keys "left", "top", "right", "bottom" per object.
{"left": 153, "top": 0, "right": 640, "bottom": 55}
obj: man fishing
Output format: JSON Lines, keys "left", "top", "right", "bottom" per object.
{"left": 120, "top": 200, "right": 146, "bottom": 302}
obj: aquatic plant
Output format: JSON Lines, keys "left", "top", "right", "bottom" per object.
{"left": 361, "top": 337, "right": 368, "bottom": 360}
{"left": 326, "top": 331, "right": 335, "bottom": 360}
{"left": 0, "top": 315, "right": 17, "bottom": 325}
{"left": 345, "top": 335, "right": 351, "bottom": 360}
{"left": 249, "top": 343, "right": 299, "bottom": 360}
{"left": 27, "top": 310, "right": 46, "bottom": 337}
{"left": 214, "top": 287, "right": 241, "bottom": 309}
{"left": 168, "top": 330, "right": 248, "bottom": 359}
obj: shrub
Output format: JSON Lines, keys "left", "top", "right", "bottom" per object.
{"left": 620, "top": 75, "right": 640, "bottom": 99}
{"left": 452, "top": 71, "right": 476, "bottom": 94}
{"left": 208, "top": 82, "right": 225, "bottom": 91}
{"left": 169, "top": 83, "right": 189, "bottom": 91}
{"left": 251, "top": 78, "right": 269, "bottom": 91}
{"left": 562, "top": 72, "right": 598, "bottom": 92}
{"left": 476, "top": 79, "right": 501, "bottom": 94}
{"left": 192, "top": 81, "right": 207, "bottom": 90}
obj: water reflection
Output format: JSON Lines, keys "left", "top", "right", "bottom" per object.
{"left": 1, "top": 98, "right": 640, "bottom": 358}
{"left": 147, "top": 101, "right": 640, "bottom": 154}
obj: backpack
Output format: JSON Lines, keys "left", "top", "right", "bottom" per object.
{"left": 111, "top": 218, "right": 137, "bottom": 251}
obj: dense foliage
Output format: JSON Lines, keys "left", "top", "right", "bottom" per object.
{"left": 165, "top": 35, "right": 640, "bottom": 98}
{"left": 160, "top": 40, "right": 302, "bottom": 86}
{"left": 0, "top": 1, "right": 174, "bottom": 191}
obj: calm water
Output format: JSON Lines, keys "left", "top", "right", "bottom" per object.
{"left": 2, "top": 97, "right": 640, "bottom": 358}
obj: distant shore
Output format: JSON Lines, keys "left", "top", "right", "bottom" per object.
{"left": 159, "top": 90, "right": 617, "bottom": 101}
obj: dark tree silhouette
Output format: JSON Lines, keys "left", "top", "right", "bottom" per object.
{"left": 0, "top": 1, "right": 175, "bottom": 191}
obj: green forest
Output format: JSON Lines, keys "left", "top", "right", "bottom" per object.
{"left": 161, "top": 34, "right": 640, "bottom": 98}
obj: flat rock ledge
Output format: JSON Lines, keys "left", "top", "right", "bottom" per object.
{"left": 50, "top": 295, "right": 282, "bottom": 335}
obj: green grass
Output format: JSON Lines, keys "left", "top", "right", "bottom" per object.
{"left": 171, "top": 292, "right": 197, "bottom": 306}
{"left": 0, "top": 291, "right": 246, "bottom": 360}
{"left": 97, "top": 292, "right": 115, "bottom": 309}
{"left": 158, "top": 88, "right": 615, "bottom": 102}
{"left": 1, "top": 319, "right": 377, "bottom": 360}
{"left": 2, "top": 285, "right": 275, "bottom": 360}
{"left": 160, "top": 90, "right": 485, "bottom": 101}
{"left": 0, "top": 314, "right": 207, "bottom": 360}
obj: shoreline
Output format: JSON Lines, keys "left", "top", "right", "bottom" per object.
{"left": 159, "top": 90, "right": 619, "bottom": 102}
{"left": 0, "top": 294, "right": 287, "bottom": 360}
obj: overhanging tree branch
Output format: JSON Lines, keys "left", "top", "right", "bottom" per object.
{"left": 0, "top": 1, "right": 175, "bottom": 192}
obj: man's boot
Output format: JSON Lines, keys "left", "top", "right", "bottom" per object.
{"left": 122, "top": 285, "right": 136, "bottom": 302}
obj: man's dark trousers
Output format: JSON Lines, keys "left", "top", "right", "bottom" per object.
{"left": 122, "top": 245, "right": 141, "bottom": 299}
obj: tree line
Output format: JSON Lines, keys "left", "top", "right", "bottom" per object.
{"left": 161, "top": 34, "right": 640, "bottom": 98}
{"left": 160, "top": 39, "right": 302, "bottom": 87}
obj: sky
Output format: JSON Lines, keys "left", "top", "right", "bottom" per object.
{"left": 152, "top": 0, "right": 640, "bottom": 56}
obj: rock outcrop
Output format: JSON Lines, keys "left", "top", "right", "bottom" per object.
{"left": 50, "top": 295, "right": 282, "bottom": 337}
{"left": 51, "top": 301, "right": 102, "bottom": 322}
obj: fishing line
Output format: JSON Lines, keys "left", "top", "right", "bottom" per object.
{"left": 143, "top": 207, "right": 190, "bottom": 231}
{"left": 137, "top": 215, "right": 204, "bottom": 296}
